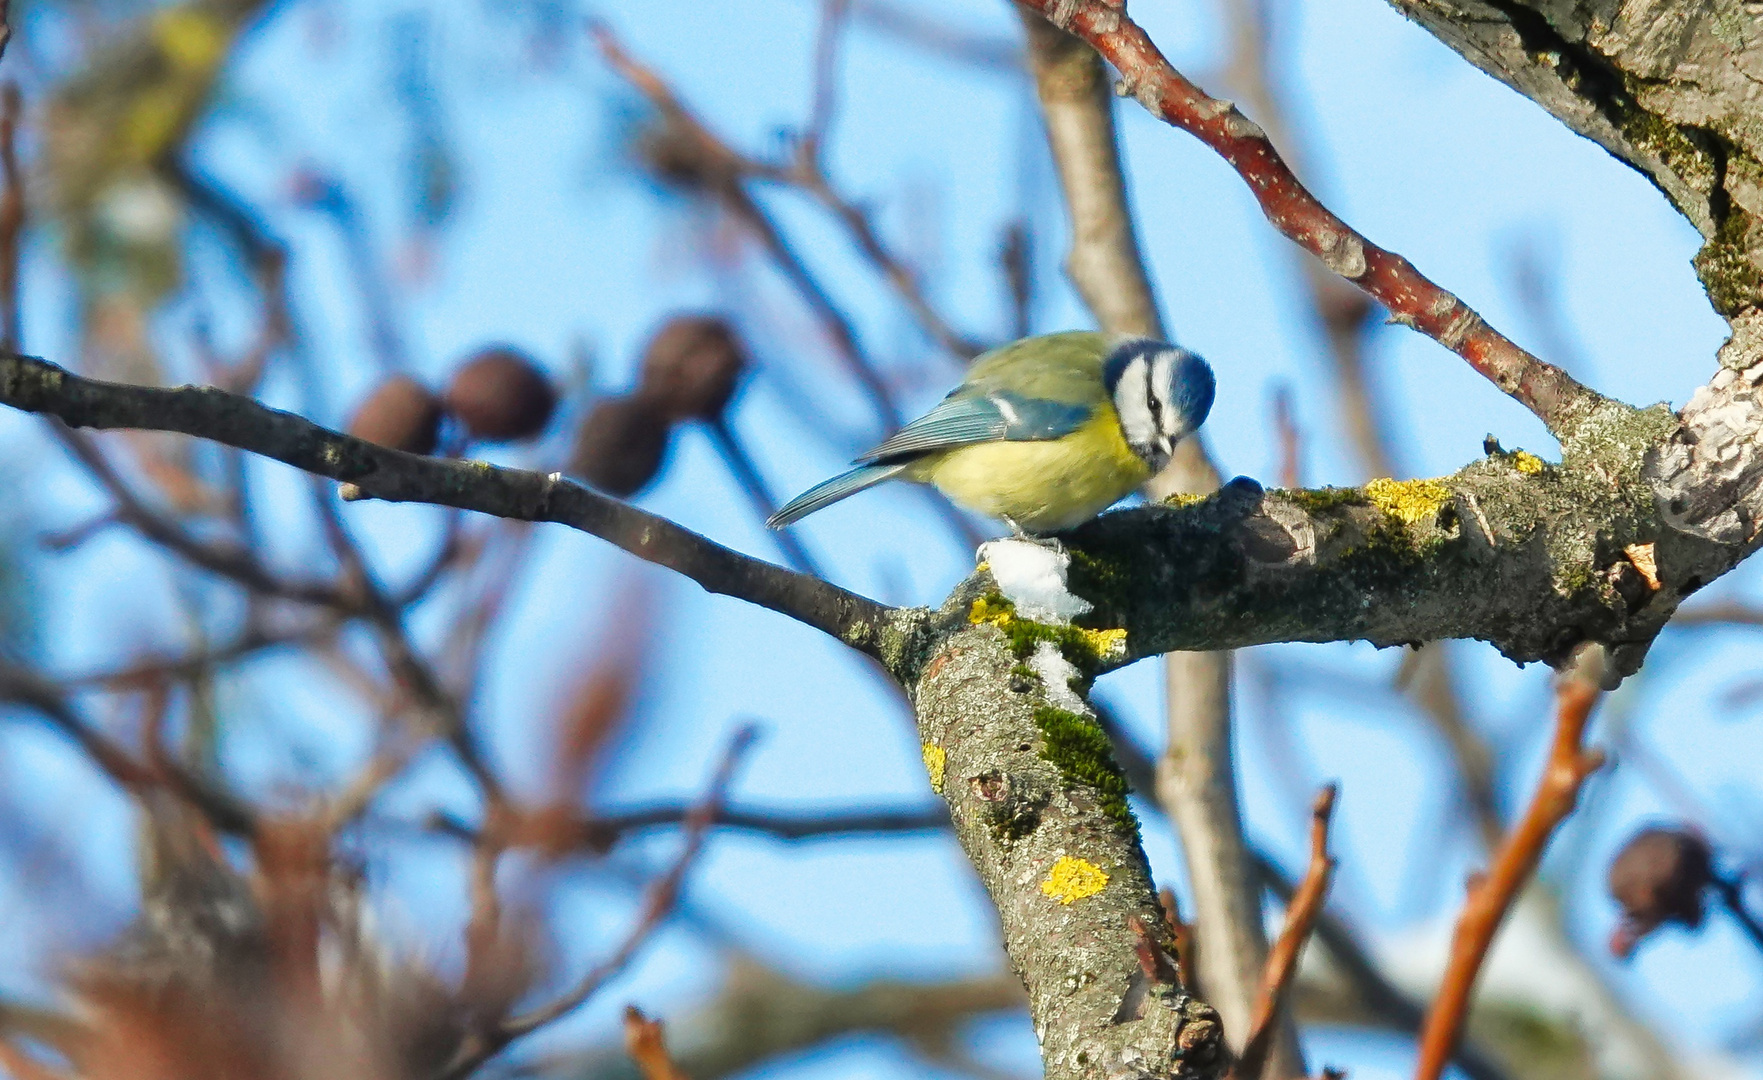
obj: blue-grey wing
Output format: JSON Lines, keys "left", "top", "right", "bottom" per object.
{"left": 856, "top": 391, "right": 1091, "bottom": 464}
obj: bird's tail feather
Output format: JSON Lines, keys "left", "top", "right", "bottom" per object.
{"left": 767, "top": 464, "right": 906, "bottom": 528}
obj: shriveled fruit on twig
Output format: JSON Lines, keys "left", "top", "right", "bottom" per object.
{"left": 347, "top": 375, "right": 443, "bottom": 455}
{"left": 570, "top": 393, "right": 673, "bottom": 497}
{"left": 1608, "top": 825, "right": 1712, "bottom": 957}
{"left": 444, "top": 346, "right": 557, "bottom": 442}
{"left": 637, "top": 315, "right": 747, "bottom": 422}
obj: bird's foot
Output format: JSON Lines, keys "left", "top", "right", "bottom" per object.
{"left": 1000, "top": 518, "right": 1067, "bottom": 554}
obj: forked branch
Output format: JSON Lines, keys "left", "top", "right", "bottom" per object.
{"left": 1013, "top": 0, "right": 1604, "bottom": 435}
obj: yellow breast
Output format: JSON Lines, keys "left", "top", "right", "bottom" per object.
{"left": 907, "top": 408, "right": 1149, "bottom": 532}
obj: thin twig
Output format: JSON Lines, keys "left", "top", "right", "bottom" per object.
{"left": 599, "top": 24, "right": 981, "bottom": 366}
{"left": 305, "top": 478, "right": 505, "bottom": 802}
{"left": 1016, "top": 0, "right": 1604, "bottom": 433}
{"left": 1236, "top": 785, "right": 1337, "bottom": 1080}
{"left": 801, "top": 0, "right": 852, "bottom": 164}
{"left": 50, "top": 423, "right": 349, "bottom": 607}
{"left": 849, "top": 0, "right": 1022, "bottom": 73}
{"left": 60, "top": 620, "right": 341, "bottom": 688}
{"left": 413, "top": 801, "right": 950, "bottom": 850}
{"left": 1710, "top": 875, "right": 1763, "bottom": 954}
{"left": 441, "top": 725, "right": 759, "bottom": 1079}
{"left": 1101, "top": 711, "right": 1513, "bottom": 1080}
{"left": 0, "top": 81, "right": 21, "bottom": 353}
{"left": 708, "top": 417, "right": 823, "bottom": 576}
{"left": 0, "top": 353, "right": 902, "bottom": 663}
{"left": 624, "top": 1007, "right": 691, "bottom": 1080}
{"left": 0, "top": 658, "right": 257, "bottom": 837}
{"left": 1413, "top": 649, "right": 1607, "bottom": 1080}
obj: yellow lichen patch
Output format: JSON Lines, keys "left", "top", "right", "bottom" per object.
{"left": 1162, "top": 491, "right": 1206, "bottom": 508}
{"left": 1041, "top": 856, "right": 1108, "bottom": 904}
{"left": 1074, "top": 626, "right": 1128, "bottom": 661}
{"left": 1513, "top": 451, "right": 1545, "bottom": 475}
{"left": 922, "top": 743, "right": 947, "bottom": 793}
{"left": 974, "top": 561, "right": 990, "bottom": 574}
{"left": 1363, "top": 477, "right": 1451, "bottom": 527}
{"left": 969, "top": 596, "right": 1014, "bottom": 626}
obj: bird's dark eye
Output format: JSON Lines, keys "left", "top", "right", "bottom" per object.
{"left": 1146, "top": 384, "right": 1162, "bottom": 422}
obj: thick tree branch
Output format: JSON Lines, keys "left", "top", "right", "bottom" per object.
{"left": 1016, "top": 14, "right": 1286, "bottom": 1071}
{"left": 1013, "top": 0, "right": 1605, "bottom": 435}
{"left": 909, "top": 614, "right": 1225, "bottom": 1080}
{"left": 0, "top": 354, "right": 907, "bottom": 665}
{"left": 1381, "top": 0, "right": 1763, "bottom": 321}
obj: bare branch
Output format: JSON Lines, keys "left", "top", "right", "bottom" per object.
{"left": 415, "top": 802, "right": 950, "bottom": 850}
{"left": 1017, "top": 13, "right": 1163, "bottom": 342}
{"left": 1235, "top": 785, "right": 1336, "bottom": 1080}
{"left": 1414, "top": 650, "right": 1606, "bottom": 1080}
{"left": 442, "top": 726, "right": 758, "bottom": 1079}
{"left": 1015, "top": 0, "right": 1605, "bottom": 434}
{"left": 0, "top": 354, "right": 905, "bottom": 663}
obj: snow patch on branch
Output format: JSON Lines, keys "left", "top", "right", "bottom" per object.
{"left": 1029, "top": 641, "right": 1090, "bottom": 715}
{"left": 979, "top": 539, "right": 1092, "bottom": 624}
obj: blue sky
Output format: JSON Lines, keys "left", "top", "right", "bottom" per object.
{"left": 0, "top": 0, "right": 1758, "bottom": 1077}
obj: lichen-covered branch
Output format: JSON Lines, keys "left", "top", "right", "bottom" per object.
{"left": 0, "top": 353, "right": 906, "bottom": 664}
{"left": 11, "top": 329, "right": 1763, "bottom": 1079}
{"left": 909, "top": 602, "right": 1226, "bottom": 1080}
{"left": 1381, "top": 0, "right": 1763, "bottom": 321}
{"left": 1013, "top": 0, "right": 1604, "bottom": 435}
{"left": 1034, "top": 375, "right": 1761, "bottom": 683}
{"left": 1016, "top": 10, "right": 1285, "bottom": 1069}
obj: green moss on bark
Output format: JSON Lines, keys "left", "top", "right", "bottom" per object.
{"left": 1032, "top": 705, "right": 1135, "bottom": 831}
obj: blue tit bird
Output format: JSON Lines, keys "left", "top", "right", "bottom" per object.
{"left": 766, "top": 331, "right": 1215, "bottom": 534}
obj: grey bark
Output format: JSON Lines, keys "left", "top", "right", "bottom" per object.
{"left": 1382, "top": 0, "right": 1763, "bottom": 319}
{"left": 910, "top": 605, "right": 1226, "bottom": 1080}
{"left": 1018, "top": 14, "right": 1295, "bottom": 1073}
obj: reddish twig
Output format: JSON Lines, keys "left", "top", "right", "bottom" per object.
{"left": 1413, "top": 651, "right": 1606, "bottom": 1080}
{"left": 1235, "top": 784, "right": 1337, "bottom": 1080}
{"left": 1270, "top": 383, "right": 1302, "bottom": 490}
{"left": 1018, "top": 0, "right": 1602, "bottom": 433}
{"left": 624, "top": 1007, "right": 691, "bottom": 1080}
{"left": 0, "top": 82, "right": 21, "bottom": 353}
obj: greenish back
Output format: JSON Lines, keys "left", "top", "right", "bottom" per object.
{"left": 960, "top": 331, "right": 1112, "bottom": 404}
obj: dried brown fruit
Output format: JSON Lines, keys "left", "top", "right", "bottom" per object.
{"left": 1608, "top": 825, "right": 1712, "bottom": 957}
{"left": 570, "top": 393, "right": 673, "bottom": 497}
{"left": 637, "top": 315, "right": 747, "bottom": 422}
{"left": 347, "top": 375, "right": 443, "bottom": 455}
{"left": 444, "top": 346, "right": 557, "bottom": 442}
